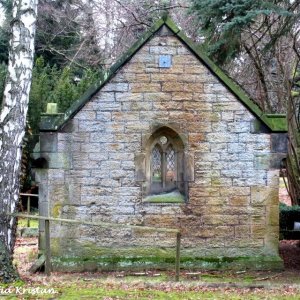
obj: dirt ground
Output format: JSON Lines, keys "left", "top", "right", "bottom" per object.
{"left": 9, "top": 237, "right": 300, "bottom": 299}
{"left": 6, "top": 184, "right": 300, "bottom": 298}
{"left": 13, "top": 237, "right": 300, "bottom": 283}
{"left": 279, "top": 240, "right": 300, "bottom": 270}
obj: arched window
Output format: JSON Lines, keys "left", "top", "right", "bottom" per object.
{"left": 147, "top": 128, "right": 185, "bottom": 197}
{"left": 150, "top": 137, "right": 178, "bottom": 194}
{"left": 135, "top": 126, "right": 193, "bottom": 202}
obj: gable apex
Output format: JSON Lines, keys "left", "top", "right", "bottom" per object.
{"left": 40, "top": 17, "right": 287, "bottom": 132}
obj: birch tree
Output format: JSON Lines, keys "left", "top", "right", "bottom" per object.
{"left": 0, "top": 0, "right": 38, "bottom": 282}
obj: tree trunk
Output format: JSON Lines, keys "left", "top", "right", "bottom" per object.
{"left": 0, "top": 0, "right": 38, "bottom": 282}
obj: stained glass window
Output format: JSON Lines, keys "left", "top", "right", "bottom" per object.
{"left": 151, "top": 145, "right": 162, "bottom": 182}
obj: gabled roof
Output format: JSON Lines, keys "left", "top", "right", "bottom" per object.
{"left": 40, "top": 16, "right": 287, "bottom": 132}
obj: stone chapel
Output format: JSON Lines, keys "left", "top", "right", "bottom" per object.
{"left": 33, "top": 16, "right": 287, "bottom": 271}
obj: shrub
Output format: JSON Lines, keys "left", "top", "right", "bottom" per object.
{"left": 279, "top": 202, "right": 300, "bottom": 230}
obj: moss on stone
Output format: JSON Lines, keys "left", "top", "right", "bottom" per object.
{"left": 50, "top": 253, "right": 284, "bottom": 272}
{"left": 52, "top": 203, "right": 62, "bottom": 218}
{"left": 47, "top": 239, "right": 284, "bottom": 272}
{"left": 265, "top": 114, "right": 287, "bottom": 132}
{"left": 143, "top": 191, "right": 184, "bottom": 203}
{"left": 292, "top": 90, "right": 300, "bottom": 97}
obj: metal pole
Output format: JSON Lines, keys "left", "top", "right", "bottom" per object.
{"left": 175, "top": 232, "right": 181, "bottom": 282}
{"left": 27, "top": 196, "right": 30, "bottom": 227}
{"left": 45, "top": 219, "right": 51, "bottom": 276}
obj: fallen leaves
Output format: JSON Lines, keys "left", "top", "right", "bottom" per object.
{"left": 10, "top": 237, "right": 300, "bottom": 299}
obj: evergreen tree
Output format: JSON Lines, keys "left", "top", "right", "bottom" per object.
{"left": 190, "top": 0, "right": 299, "bottom": 64}
{"left": 28, "top": 56, "right": 100, "bottom": 134}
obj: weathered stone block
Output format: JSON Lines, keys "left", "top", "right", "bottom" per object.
{"left": 172, "top": 92, "right": 193, "bottom": 101}
{"left": 206, "top": 132, "right": 234, "bottom": 143}
{"left": 251, "top": 225, "right": 267, "bottom": 239}
{"left": 102, "top": 82, "right": 129, "bottom": 92}
{"left": 251, "top": 186, "right": 278, "bottom": 206}
{"left": 122, "top": 101, "right": 153, "bottom": 111}
{"left": 222, "top": 111, "right": 234, "bottom": 121}
{"left": 229, "top": 196, "right": 250, "bottom": 206}
{"left": 135, "top": 153, "right": 146, "bottom": 182}
{"left": 40, "top": 133, "right": 57, "bottom": 153}
{"left": 48, "top": 169, "right": 65, "bottom": 184}
{"left": 202, "top": 214, "right": 238, "bottom": 226}
{"left": 162, "top": 82, "right": 184, "bottom": 92}
{"left": 76, "top": 110, "right": 96, "bottom": 120}
{"left": 219, "top": 187, "right": 250, "bottom": 196}
{"left": 115, "top": 92, "right": 143, "bottom": 102}
{"left": 271, "top": 133, "right": 288, "bottom": 153}
{"left": 266, "top": 205, "right": 279, "bottom": 226}
{"left": 153, "top": 101, "right": 183, "bottom": 110}
{"left": 184, "top": 65, "right": 206, "bottom": 74}
{"left": 184, "top": 83, "right": 204, "bottom": 93}
{"left": 46, "top": 153, "right": 71, "bottom": 169}
{"left": 149, "top": 46, "right": 177, "bottom": 55}
{"left": 124, "top": 122, "right": 150, "bottom": 133}
{"left": 90, "top": 133, "right": 114, "bottom": 143}
{"left": 130, "top": 83, "right": 161, "bottom": 93}
{"left": 151, "top": 73, "right": 179, "bottom": 82}
{"left": 254, "top": 154, "right": 272, "bottom": 170}
{"left": 105, "top": 123, "right": 125, "bottom": 133}
{"left": 267, "top": 170, "right": 279, "bottom": 187}
{"left": 211, "top": 121, "right": 228, "bottom": 132}
{"left": 143, "top": 92, "right": 171, "bottom": 102}
{"left": 160, "top": 64, "right": 184, "bottom": 73}
{"left": 96, "top": 112, "right": 112, "bottom": 121}
{"left": 112, "top": 112, "right": 140, "bottom": 122}
{"left": 78, "top": 121, "right": 106, "bottom": 132}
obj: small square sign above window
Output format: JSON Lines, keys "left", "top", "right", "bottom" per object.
{"left": 159, "top": 55, "right": 172, "bottom": 68}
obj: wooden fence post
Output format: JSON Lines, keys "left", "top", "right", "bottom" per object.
{"left": 45, "top": 219, "right": 51, "bottom": 276}
{"left": 175, "top": 232, "right": 181, "bottom": 282}
{"left": 27, "top": 196, "right": 30, "bottom": 227}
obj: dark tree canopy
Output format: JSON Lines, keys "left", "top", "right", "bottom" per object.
{"left": 190, "top": 0, "right": 300, "bottom": 64}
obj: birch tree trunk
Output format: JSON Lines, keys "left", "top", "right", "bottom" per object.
{"left": 0, "top": 0, "right": 38, "bottom": 282}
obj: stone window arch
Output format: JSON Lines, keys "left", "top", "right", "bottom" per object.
{"left": 135, "top": 126, "right": 194, "bottom": 202}
{"left": 149, "top": 135, "right": 180, "bottom": 194}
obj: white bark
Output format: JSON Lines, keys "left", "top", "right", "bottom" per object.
{"left": 0, "top": 0, "right": 38, "bottom": 267}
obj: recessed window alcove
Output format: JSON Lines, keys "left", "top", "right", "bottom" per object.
{"left": 135, "top": 126, "right": 193, "bottom": 203}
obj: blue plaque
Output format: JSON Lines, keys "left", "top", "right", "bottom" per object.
{"left": 159, "top": 55, "right": 172, "bottom": 68}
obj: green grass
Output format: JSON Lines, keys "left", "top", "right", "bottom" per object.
{"left": 1, "top": 280, "right": 299, "bottom": 300}
{"left": 17, "top": 218, "right": 39, "bottom": 228}
{"left": 2, "top": 270, "right": 300, "bottom": 300}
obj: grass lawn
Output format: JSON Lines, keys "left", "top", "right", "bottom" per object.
{"left": 17, "top": 217, "right": 39, "bottom": 228}
{"left": 1, "top": 273, "right": 300, "bottom": 299}
{"left": 6, "top": 235, "right": 300, "bottom": 299}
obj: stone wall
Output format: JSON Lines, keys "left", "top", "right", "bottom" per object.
{"left": 36, "top": 26, "right": 284, "bottom": 271}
